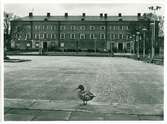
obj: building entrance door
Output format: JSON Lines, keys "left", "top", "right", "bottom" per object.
{"left": 118, "top": 43, "right": 123, "bottom": 52}
{"left": 43, "top": 42, "right": 48, "bottom": 52}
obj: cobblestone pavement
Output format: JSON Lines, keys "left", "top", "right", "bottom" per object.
{"left": 4, "top": 98, "right": 163, "bottom": 121}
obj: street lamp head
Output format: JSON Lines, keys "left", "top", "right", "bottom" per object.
{"left": 136, "top": 32, "right": 140, "bottom": 35}
{"left": 148, "top": 6, "right": 161, "bottom": 11}
{"left": 148, "top": 6, "right": 154, "bottom": 10}
{"left": 150, "top": 23, "right": 154, "bottom": 26}
{"left": 142, "top": 28, "right": 147, "bottom": 31}
{"left": 156, "top": 6, "right": 161, "bottom": 10}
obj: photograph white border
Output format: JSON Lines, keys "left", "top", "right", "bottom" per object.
{"left": 1, "top": 0, "right": 166, "bottom": 124}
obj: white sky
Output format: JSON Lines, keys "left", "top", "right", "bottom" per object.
{"left": 4, "top": 3, "right": 165, "bottom": 17}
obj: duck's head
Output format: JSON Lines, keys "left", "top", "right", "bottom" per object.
{"left": 76, "top": 84, "right": 85, "bottom": 91}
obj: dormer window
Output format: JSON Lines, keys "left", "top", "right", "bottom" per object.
{"left": 100, "top": 26, "right": 105, "bottom": 30}
{"left": 60, "top": 26, "right": 66, "bottom": 30}
{"left": 80, "top": 26, "right": 85, "bottom": 30}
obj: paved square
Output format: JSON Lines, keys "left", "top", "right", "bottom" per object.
{"left": 4, "top": 56, "right": 163, "bottom": 105}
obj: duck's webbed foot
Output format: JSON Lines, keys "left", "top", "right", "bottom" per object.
{"left": 82, "top": 101, "right": 87, "bottom": 105}
{"left": 79, "top": 101, "right": 85, "bottom": 106}
{"left": 83, "top": 101, "right": 88, "bottom": 105}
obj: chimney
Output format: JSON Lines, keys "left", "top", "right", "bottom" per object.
{"left": 82, "top": 13, "right": 86, "bottom": 17}
{"left": 118, "top": 13, "right": 122, "bottom": 17}
{"left": 65, "top": 13, "right": 68, "bottom": 17}
{"left": 47, "top": 12, "right": 50, "bottom": 17}
{"left": 104, "top": 13, "right": 107, "bottom": 18}
{"left": 137, "top": 13, "right": 141, "bottom": 17}
{"left": 100, "top": 13, "right": 103, "bottom": 17}
{"left": 29, "top": 12, "right": 33, "bottom": 17}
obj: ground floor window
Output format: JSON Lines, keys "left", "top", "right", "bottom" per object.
{"left": 80, "top": 34, "right": 85, "bottom": 39}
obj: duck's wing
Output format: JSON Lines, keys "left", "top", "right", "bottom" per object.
{"left": 83, "top": 91, "right": 95, "bottom": 101}
{"left": 85, "top": 91, "right": 96, "bottom": 97}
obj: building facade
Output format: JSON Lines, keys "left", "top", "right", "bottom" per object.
{"left": 10, "top": 12, "right": 159, "bottom": 54}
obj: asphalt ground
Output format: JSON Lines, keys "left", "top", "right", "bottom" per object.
{"left": 4, "top": 56, "right": 164, "bottom": 120}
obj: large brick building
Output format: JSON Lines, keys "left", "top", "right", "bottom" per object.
{"left": 10, "top": 12, "right": 159, "bottom": 54}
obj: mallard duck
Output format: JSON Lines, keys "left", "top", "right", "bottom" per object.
{"left": 76, "top": 84, "right": 96, "bottom": 105}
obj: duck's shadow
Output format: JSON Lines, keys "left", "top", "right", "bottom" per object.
{"left": 75, "top": 103, "right": 97, "bottom": 112}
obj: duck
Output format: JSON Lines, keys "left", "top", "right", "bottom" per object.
{"left": 76, "top": 84, "right": 96, "bottom": 105}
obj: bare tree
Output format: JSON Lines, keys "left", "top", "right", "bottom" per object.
{"left": 4, "top": 12, "right": 25, "bottom": 59}
{"left": 4, "top": 12, "right": 16, "bottom": 59}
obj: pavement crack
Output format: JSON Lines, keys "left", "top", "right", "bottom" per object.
{"left": 65, "top": 111, "right": 72, "bottom": 120}
{"left": 31, "top": 110, "right": 42, "bottom": 121}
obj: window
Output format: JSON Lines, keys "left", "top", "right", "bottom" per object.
{"left": 80, "top": 34, "right": 85, "bottom": 39}
{"left": 54, "top": 34, "right": 56, "bottom": 39}
{"left": 113, "top": 26, "right": 116, "bottom": 30}
{"left": 123, "top": 34, "right": 126, "bottom": 39}
{"left": 115, "top": 26, "right": 119, "bottom": 30}
{"left": 34, "top": 33, "right": 39, "bottom": 39}
{"left": 26, "top": 25, "right": 31, "bottom": 30}
{"left": 46, "top": 34, "right": 48, "bottom": 39}
{"left": 40, "top": 33, "right": 44, "bottom": 39}
{"left": 60, "top": 26, "right": 66, "bottom": 30}
{"left": 71, "top": 26, "right": 76, "bottom": 30}
{"left": 50, "top": 34, "right": 53, "bottom": 39}
{"left": 124, "top": 26, "right": 129, "bottom": 30}
{"left": 18, "top": 34, "right": 21, "bottom": 40}
{"left": 115, "top": 34, "right": 118, "bottom": 39}
{"left": 110, "top": 34, "right": 114, "bottom": 39}
{"left": 90, "top": 26, "right": 95, "bottom": 30}
{"left": 60, "top": 33, "right": 65, "bottom": 39}
{"left": 38, "top": 25, "right": 40, "bottom": 30}
{"left": 34, "top": 34, "right": 37, "bottom": 39}
{"left": 100, "top": 26, "right": 105, "bottom": 30}
{"left": 90, "top": 34, "right": 95, "bottom": 39}
{"left": 80, "top": 26, "right": 85, "bottom": 30}
{"left": 54, "top": 26, "right": 57, "bottom": 30}
{"left": 15, "top": 34, "right": 18, "bottom": 39}
{"left": 126, "top": 35, "right": 129, "bottom": 40}
{"left": 110, "top": 26, "right": 114, "bottom": 30}
{"left": 47, "top": 25, "right": 50, "bottom": 30}
{"left": 42, "top": 25, "right": 45, "bottom": 30}
{"left": 35, "top": 42, "right": 39, "bottom": 48}
{"left": 34, "top": 25, "right": 38, "bottom": 30}
{"left": 50, "top": 26, "right": 53, "bottom": 30}
{"left": 100, "top": 33, "right": 105, "bottom": 39}
{"left": 70, "top": 34, "right": 76, "bottom": 39}
{"left": 24, "top": 34, "right": 27, "bottom": 39}
{"left": 27, "top": 33, "right": 31, "bottom": 39}
{"left": 119, "top": 34, "right": 123, "bottom": 39}
{"left": 119, "top": 26, "right": 123, "bottom": 30}
{"left": 127, "top": 43, "right": 130, "bottom": 48}
{"left": 48, "top": 34, "right": 51, "bottom": 39}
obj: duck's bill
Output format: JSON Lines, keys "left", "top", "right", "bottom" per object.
{"left": 74, "top": 87, "right": 79, "bottom": 90}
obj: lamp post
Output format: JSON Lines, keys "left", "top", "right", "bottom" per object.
{"left": 136, "top": 32, "right": 140, "bottom": 59}
{"left": 132, "top": 34, "right": 135, "bottom": 54}
{"left": 94, "top": 37, "right": 97, "bottom": 53}
{"left": 129, "top": 36, "right": 132, "bottom": 53}
{"left": 148, "top": 6, "right": 161, "bottom": 59}
{"left": 142, "top": 28, "right": 147, "bottom": 57}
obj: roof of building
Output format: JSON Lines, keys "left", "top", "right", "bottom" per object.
{"left": 13, "top": 15, "right": 146, "bottom": 22}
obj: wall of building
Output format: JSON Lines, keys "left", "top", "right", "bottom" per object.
{"left": 11, "top": 15, "right": 156, "bottom": 54}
